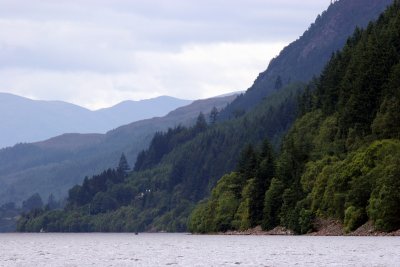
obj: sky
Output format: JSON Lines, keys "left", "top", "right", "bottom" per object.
{"left": 0, "top": 0, "right": 330, "bottom": 110}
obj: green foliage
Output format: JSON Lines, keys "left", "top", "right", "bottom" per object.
{"left": 187, "top": 201, "right": 212, "bottom": 233}
{"left": 189, "top": 139, "right": 276, "bottom": 233}
{"left": 261, "top": 178, "right": 284, "bottom": 230}
{"left": 22, "top": 193, "right": 43, "bottom": 212}
{"left": 209, "top": 107, "right": 219, "bottom": 124}
{"left": 344, "top": 206, "right": 365, "bottom": 233}
{"left": 372, "top": 63, "right": 400, "bottom": 139}
{"left": 279, "top": 187, "right": 305, "bottom": 233}
{"left": 134, "top": 125, "right": 202, "bottom": 172}
{"left": 270, "top": 2, "right": 400, "bottom": 233}
{"left": 232, "top": 179, "right": 255, "bottom": 230}
{"left": 368, "top": 158, "right": 400, "bottom": 232}
{"left": 298, "top": 208, "right": 314, "bottom": 234}
{"left": 250, "top": 140, "right": 275, "bottom": 226}
{"left": 237, "top": 144, "right": 258, "bottom": 181}
{"left": 17, "top": 1, "right": 400, "bottom": 234}
{"left": 91, "top": 192, "right": 117, "bottom": 214}
{"left": 188, "top": 172, "right": 242, "bottom": 233}
{"left": 117, "top": 153, "right": 130, "bottom": 175}
{"left": 67, "top": 169, "right": 124, "bottom": 208}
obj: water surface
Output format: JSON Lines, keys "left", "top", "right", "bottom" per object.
{"left": 0, "top": 233, "right": 399, "bottom": 266}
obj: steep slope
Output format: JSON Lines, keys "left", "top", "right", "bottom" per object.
{"left": 219, "top": 0, "right": 392, "bottom": 119}
{"left": 0, "top": 95, "right": 235, "bottom": 205}
{"left": 189, "top": 1, "right": 400, "bottom": 234}
{"left": 12, "top": 80, "right": 301, "bottom": 232}
{"left": 15, "top": 0, "right": 396, "bottom": 233}
{"left": 0, "top": 93, "right": 191, "bottom": 148}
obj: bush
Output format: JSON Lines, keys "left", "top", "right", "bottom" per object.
{"left": 344, "top": 206, "right": 365, "bottom": 233}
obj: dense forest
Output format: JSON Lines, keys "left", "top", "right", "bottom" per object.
{"left": 189, "top": 1, "right": 400, "bottom": 234}
{"left": 0, "top": 95, "right": 234, "bottom": 206}
{"left": 17, "top": 1, "right": 400, "bottom": 233}
{"left": 17, "top": 83, "right": 299, "bottom": 232}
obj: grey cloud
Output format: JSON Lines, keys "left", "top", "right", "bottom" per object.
{"left": 0, "top": 0, "right": 330, "bottom": 108}
{"left": 0, "top": 0, "right": 328, "bottom": 71}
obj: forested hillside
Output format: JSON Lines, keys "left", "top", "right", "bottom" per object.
{"left": 219, "top": 0, "right": 392, "bottom": 120}
{"left": 17, "top": 82, "right": 301, "bottom": 232}
{"left": 0, "top": 95, "right": 234, "bottom": 206}
{"left": 189, "top": 1, "right": 400, "bottom": 234}
{"left": 16, "top": 0, "right": 398, "bottom": 233}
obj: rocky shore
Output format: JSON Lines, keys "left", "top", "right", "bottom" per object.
{"left": 220, "top": 219, "right": 400, "bottom": 236}
{"left": 223, "top": 226, "right": 293, "bottom": 236}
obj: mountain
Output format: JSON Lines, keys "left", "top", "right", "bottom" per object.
{"left": 189, "top": 1, "right": 400, "bottom": 234}
{"left": 16, "top": 0, "right": 397, "bottom": 233}
{"left": 219, "top": 0, "right": 393, "bottom": 120}
{"left": 0, "top": 93, "right": 192, "bottom": 148}
{"left": 0, "top": 94, "right": 236, "bottom": 206}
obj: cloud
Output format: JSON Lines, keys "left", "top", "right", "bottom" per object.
{"left": 0, "top": 42, "right": 285, "bottom": 109}
{"left": 0, "top": 0, "right": 330, "bottom": 109}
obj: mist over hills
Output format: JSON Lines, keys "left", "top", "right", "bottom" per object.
{"left": 0, "top": 93, "right": 192, "bottom": 148}
{"left": 0, "top": 94, "right": 237, "bottom": 205}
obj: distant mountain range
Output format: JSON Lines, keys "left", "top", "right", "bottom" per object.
{"left": 0, "top": 93, "right": 192, "bottom": 148}
{"left": 0, "top": 94, "right": 237, "bottom": 205}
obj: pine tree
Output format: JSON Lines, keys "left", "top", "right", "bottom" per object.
{"left": 195, "top": 112, "right": 208, "bottom": 132}
{"left": 209, "top": 107, "right": 219, "bottom": 124}
{"left": 237, "top": 144, "right": 258, "bottom": 182}
{"left": 22, "top": 193, "right": 43, "bottom": 212}
{"left": 46, "top": 193, "right": 58, "bottom": 210}
{"left": 117, "top": 153, "right": 130, "bottom": 175}
{"left": 248, "top": 139, "right": 275, "bottom": 226}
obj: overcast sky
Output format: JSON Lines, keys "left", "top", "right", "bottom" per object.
{"left": 0, "top": 0, "right": 330, "bottom": 109}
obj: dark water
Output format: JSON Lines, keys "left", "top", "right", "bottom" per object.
{"left": 0, "top": 233, "right": 399, "bottom": 266}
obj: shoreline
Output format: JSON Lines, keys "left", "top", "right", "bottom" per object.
{"left": 219, "top": 220, "right": 400, "bottom": 237}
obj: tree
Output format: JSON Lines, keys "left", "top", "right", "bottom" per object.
{"left": 368, "top": 160, "right": 400, "bottom": 232}
{"left": 274, "top": 75, "right": 283, "bottom": 90}
{"left": 117, "top": 153, "right": 130, "bottom": 175}
{"left": 209, "top": 107, "right": 219, "bottom": 124}
{"left": 46, "top": 193, "right": 59, "bottom": 210}
{"left": 194, "top": 112, "right": 208, "bottom": 132}
{"left": 262, "top": 178, "right": 284, "bottom": 230}
{"left": 236, "top": 144, "right": 258, "bottom": 182}
{"left": 22, "top": 193, "right": 43, "bottom": 212}
{"left": 233, "top": 109, "right": 245, "bottom": 118}
{"left": 91, "top": 192, "right": 118, "bottom": 214}
{"left": 248, "top": 139, "right": 275, "bottom": 226}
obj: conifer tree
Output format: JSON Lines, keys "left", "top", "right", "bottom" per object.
{"left": 248, "top": 140, "right": 275, "bottom": 226}
{"left": 195, "top": 112, "right": 208, "bottom": 132}
{"left": 117, "top": 153, "right": 130, "bottom": 175}
{"left": 209, "top": 107, "right": 219, "bottom": 124}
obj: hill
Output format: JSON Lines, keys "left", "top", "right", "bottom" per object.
{"left": 0, "top": 94, "right": 235, "bottom": 205}
{"left": 189, "top": 1, "right": 400, "bottom": 234}
{"left": 0, "top": 93, "right": 191, "bottom": 148}
{"left": 219, "top": 0, "right": 392, "bottom": 120}
{"left": 15, "top": 0, "right": 397, "bottom": 233}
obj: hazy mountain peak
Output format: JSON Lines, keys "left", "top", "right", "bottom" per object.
{"left": 0, "top": 93, "right": 192, "bottom": 148}
{"left": 0, "top": 93, "right": 238, "bottom": 205}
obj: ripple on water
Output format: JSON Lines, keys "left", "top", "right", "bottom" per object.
{"left": 0, "top": 234, "right": 399, "bottom": 267}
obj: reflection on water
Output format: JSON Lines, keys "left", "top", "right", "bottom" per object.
{"left": 0, "top": 233, "right": 399, "bottom": 266}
